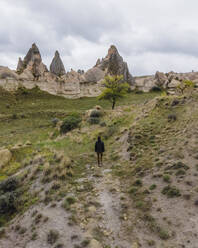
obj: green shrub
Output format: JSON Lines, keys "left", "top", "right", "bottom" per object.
{"left": 87, "top": 117, "right": 100, "bottom": 125}
{"left": 128, "top": 186, "right": 138, "bottom": 195}
{"left": 0, "top": 192, "right": 18, "bottom": 214}
{"left": 90, "top": 109, "right": 102, "bottom": 118}
{"left": 62, "top": 196, "right": 76, "bottom": 210}
{"left": 150, "top": 86, "right": 162, "bottom": 92}
{"left": 149, "top": 184, "right": 157, "bottom": 190}
{"left": 60, "top": 113, "right": 81, "bottom": 134}
{"left": 161, "top": 185, "right": 181, "bottom": 198}
{"left": 158, "top": 229, "right": 170, "bottom": 240}
{"left": 163, "top": 174, "right": 171, "bottom": 183}
{"left": 133, "top": 179, "right": 143, "bottom": 187}
{"left": 0, "top": 177, "right": 18, "bottom": 193}
{"left": 175, "top": 169, "right": 186, "bottom": 176}
{"left": 100, "top": 121, "right": 106, "bottom": 127}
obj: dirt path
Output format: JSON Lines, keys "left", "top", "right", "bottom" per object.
{"left": 85, "top": 163, "right": 133, "bottom": 248}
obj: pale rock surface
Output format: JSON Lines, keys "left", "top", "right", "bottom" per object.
{"left": 0, "top": 66, "right": 18, "bottom": 80}
{"left": 84, "top": 67, "right": 105, "bottom": 83}
{"left": 89, "top": 239, "right": 103, "bottom": 248}
{"left": 50, "top": 50, "right": 66, "bottom": 76}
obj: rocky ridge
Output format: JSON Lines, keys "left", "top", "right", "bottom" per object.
{"left": 0, "top": 43, "right": 198, "bottom": 98}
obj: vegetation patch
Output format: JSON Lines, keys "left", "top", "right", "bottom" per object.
{"left": 161, "top": 185, "right": 181, "bottom": 198}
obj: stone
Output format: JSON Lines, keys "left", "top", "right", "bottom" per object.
{"left": 95, "top": 45, "right": 134, "bottom": 84}
{"left": 154, "top": 71, "right": 168, "bottom": 86}
{"left": 0, "top": 149, "right": 12, "bottom": 169}
{"left": 89, "top": 239, "right": 102, "bottom": 248}
{"left": 84, "top": 67, "right": 105, "bottom": 83}
{"left": 50, "top": 50, "right": 66, "bottom": 76}
{"left": 132, "top": 242, "right": 139, "bottom": 248}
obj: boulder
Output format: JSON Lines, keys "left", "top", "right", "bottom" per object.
{"left": 154, "top": 71, "right": 168, "bottom": 86}
{"left": 84, "top": 67, "right": 105, "bottom": 83}
{"left": 50, "top": 50, "right": 66, "bottom": 76}
{"left": 95, "top": 45, "right": 134, "bottom": 84}
{"left": 0, "top": 149, "right": 12, "bottom": 169}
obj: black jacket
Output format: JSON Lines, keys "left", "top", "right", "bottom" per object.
{"left": 95, "top": 141, "right": 105, "bottom": 153}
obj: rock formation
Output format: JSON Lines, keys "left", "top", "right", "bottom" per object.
{"left": 16, "top": 43, "right": 48, "bottom": 79}
{"left": 50, "top": 51, "right": 66, "bottom": 76}
{"left": 16, "top": 58, "right": 24, "bottom": 73}
{"left": 0, "top": 66, "right": 18, "bottom": 80}
{"left": 95, "top": 45, "right": 134, "bottom": 84}
{"left": 1, "top": 42, "right": 198, "bottom": 98}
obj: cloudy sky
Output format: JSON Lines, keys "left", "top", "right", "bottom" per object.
{"left": 0, "top": 0, "right": 198, "bottom": 76}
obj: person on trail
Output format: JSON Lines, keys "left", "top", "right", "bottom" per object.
{"left": 95, "top": 136, "right": 105, "bottom": 166}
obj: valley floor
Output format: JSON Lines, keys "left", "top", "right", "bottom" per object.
{"left": 0, "top": 87, "right": 198, "bottom": 248}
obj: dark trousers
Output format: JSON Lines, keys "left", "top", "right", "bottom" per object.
{"left": 97, "top": 152, "right": 103, "bottom": 165}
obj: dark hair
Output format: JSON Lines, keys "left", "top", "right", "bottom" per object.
{"left": 97, "top": 136, "right": 101, "bottom": 142}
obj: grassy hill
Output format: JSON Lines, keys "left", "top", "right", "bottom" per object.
{"left": 0, "top": 86, "right": 197, "bottom": 248}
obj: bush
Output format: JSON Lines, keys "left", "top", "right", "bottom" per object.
{"left": 0, "top": 192, "right": 18, "bottom": 214}
{"left": 90, "top": 109, "right": 102, "bottom": 118}
{"left": 163, "top": 174, "right": 171, "bottom": 183}
{"left": 133, "top": 179, "right": 143, "bottom": 187}
{"left": 161, "top": 185, "right": 181, "bottom": 198}
{"left": 149, "top": 184, "right": 157, "bottom": 190}
{"left": 150, "top": 86, "right": 162, "bottom": 92}
{"left": 0, "top": 177, "right": 18, "bottom": 193}
{"left": 100, "top": 121, "right": 106, "bottom": 127}
{"left": 62, "top": 196, "right": 76, "bottom": 210}
{"left": 60, "top": 113, "right": 81, "bottom": 134}
{"left": 87, "top": 117, "right": 100, "bottom": 125}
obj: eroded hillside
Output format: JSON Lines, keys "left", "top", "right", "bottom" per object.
{"left": 0, "top": 87, "right": 198, "bottom": 248}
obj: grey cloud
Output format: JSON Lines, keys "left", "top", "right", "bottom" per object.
{"left": 1, "top": 0, "right": 198, "bottom": 75}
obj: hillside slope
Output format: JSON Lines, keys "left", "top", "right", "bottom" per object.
{"left": 0, "top": 87, "right": 197, "bottom": 248}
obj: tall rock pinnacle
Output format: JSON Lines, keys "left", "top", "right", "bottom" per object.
{"left": 95, "top": 45, "right": 134, "bottom": 84}
{"left": 50, "top": 51, "right": 66, "bottom": 76}
{"left": 16, "top": 43, "right": 48, "bottom": 79}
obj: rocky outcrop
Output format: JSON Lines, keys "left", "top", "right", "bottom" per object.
{"left": 95, "top": 45, "right": 134, "bottom": 84}
{"left": 16, "top": 43, "right": 48, "bottom": 79}
{"left": 50, "top": 51, "right": 66, "bottom": 76}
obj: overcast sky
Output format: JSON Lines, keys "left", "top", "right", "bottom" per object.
{"left": 0, "top": 0, "right": 198, "bottom": 76}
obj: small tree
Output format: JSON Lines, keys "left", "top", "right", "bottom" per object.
{"left": 98, "top": 75, "right": 130, "bottom": 109}
{"left": 176, "top": 80, "right": 195, "bottom": 95}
